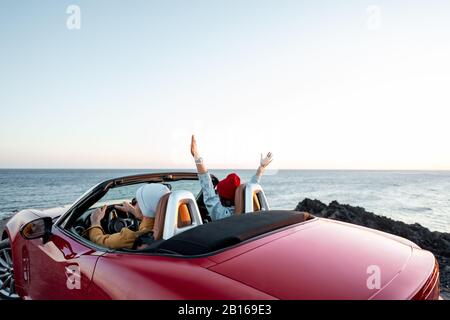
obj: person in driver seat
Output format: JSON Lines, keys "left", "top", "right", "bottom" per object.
{"left": 87, "top": 183, "right": 170, "bottom": 249}
{"left": 190, "top": 135, "right": 273, "bottom": 221}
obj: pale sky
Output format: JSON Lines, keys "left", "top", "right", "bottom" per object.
{"left": 1, "top": 0, "right": 449, "bottom": 169}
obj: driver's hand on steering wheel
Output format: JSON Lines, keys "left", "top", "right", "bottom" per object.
{"left": 114, "top": 201, "right": 136, "bottom": 217}
{"left": 91, "top": 205, "right": 107, "bottom": 227}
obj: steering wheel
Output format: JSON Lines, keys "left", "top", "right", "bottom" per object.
{"left": 104, "top": 207, "right": 139, "bottom": 234}
{"left": 83, "top": 206, "right": 139, "bottom": 234}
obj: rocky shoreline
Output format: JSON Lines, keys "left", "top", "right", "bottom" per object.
{"left": 296, "top": 198, "right": 450, "bottom": 300}
{"left": 1, "top": 201, "right": 449, "bottom": 299}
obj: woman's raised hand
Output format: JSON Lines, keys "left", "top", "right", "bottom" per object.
{"left": 191, "top": 135, "right": 200, "bottom": 159}
{"left": 260, "top": 152, "right": 274, "bottom": 169}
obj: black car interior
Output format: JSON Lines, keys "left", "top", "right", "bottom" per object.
{"left": 69, "top": 177, "right": 217, "bottom": 238}
{"left": 70, "top": 188, "right": 212, "bottom": 237}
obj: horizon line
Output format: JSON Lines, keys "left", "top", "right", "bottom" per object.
{"left": 0, "top": 167, "right": 450, "bottom": 172}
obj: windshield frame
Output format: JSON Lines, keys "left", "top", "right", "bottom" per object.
{"left": 56, "top": 172, "right": 218, "bottom": 229}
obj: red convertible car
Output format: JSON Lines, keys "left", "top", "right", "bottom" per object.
{"left": 0, "top": 172, "right": 441, "bottom": 300}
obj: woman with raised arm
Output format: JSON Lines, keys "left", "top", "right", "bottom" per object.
{"left": 190, "top": 135, "right": 273, "bottom": 221}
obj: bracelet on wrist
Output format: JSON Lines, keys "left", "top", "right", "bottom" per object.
{"left": 195, "top": 157, "right": 203, "bottom": 165}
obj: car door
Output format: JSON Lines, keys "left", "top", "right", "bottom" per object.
{"left": 24, "top": 226, "right": 104, "bottom": 299}
{"left": 90, "top": 251, "right": 217, "bottom": 299}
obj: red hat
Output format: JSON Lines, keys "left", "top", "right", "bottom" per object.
{"left": 216, "top": 173, "right": 241, "bottom": 201}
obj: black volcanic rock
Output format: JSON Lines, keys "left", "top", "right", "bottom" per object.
{"left": 296, "top": 198, "right": 450, "bottom": 299}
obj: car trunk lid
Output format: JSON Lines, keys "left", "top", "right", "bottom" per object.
{"left": 208, "top": 219, "right": 414, "bottom": 299}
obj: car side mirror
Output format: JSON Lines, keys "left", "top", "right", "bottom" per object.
{"left": 20, "top": 217, "right": 53, "bottom": 243}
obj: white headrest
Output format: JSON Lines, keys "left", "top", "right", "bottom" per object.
{"left": 162, "top": 190, "right": 203, "bottom": 240}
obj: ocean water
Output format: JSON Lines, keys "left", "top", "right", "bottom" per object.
{"left": 0, "top": 169, "right": 448, "bottom": 233}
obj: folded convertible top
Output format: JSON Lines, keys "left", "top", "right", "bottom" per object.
{"left": 155, "top": 210, "right": 313, "bottom": 256}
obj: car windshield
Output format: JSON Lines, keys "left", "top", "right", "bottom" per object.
{"left": 90, "top": 180, "right": 202, "bottom": 209}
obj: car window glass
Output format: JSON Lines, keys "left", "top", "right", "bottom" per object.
{"left": 89, "top": 181, "right": 202, "bottom": 209}
{"left": 89, "top": 183, "right": 147, "bottom": 209}
{"left": 169, "top": 180, "right": 201, "bottom": 195}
